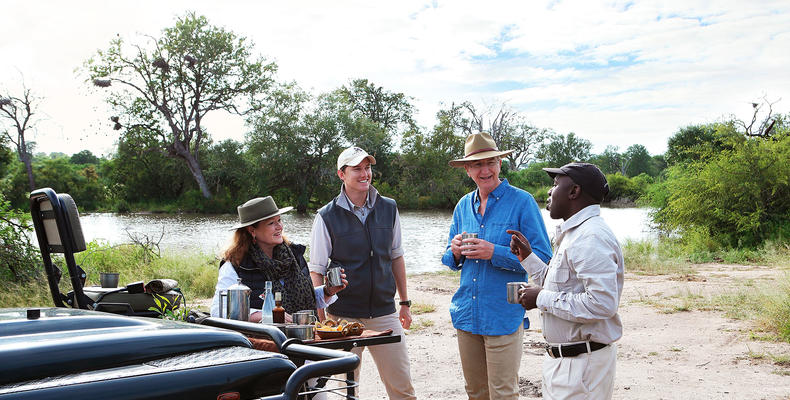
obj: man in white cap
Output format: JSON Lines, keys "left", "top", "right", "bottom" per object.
{"left": 309, "top": 146, "right": 416, "bottom": 399}
{"left": 442, "top": 132, "right": 552, "bottom": 400}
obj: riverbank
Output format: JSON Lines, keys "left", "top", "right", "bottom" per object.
{"left": 352, "top": 264, "right": 790, "bottom": 399}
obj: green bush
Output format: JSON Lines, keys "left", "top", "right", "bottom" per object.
{"left": 503, "top": 162, "right": 552, "bottom": 194}
{"left": 0, "top": 194, "right": 42, "bottom": 283}
{"left": 651, "top": 134, "right": 790, "bottom": 250}
{"left": 605, "top": 173, "right": 642, "bottom": 202}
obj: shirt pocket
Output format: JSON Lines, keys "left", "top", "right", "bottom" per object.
{"left": 549, "top": 251, "right": 570, "bottom": 284}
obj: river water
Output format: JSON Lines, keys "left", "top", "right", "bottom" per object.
{"left": 77, "top": 208, "right": 653, "bottom": 274}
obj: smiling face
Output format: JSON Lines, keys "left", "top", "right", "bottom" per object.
{"left": 464, "top": 156, "right": 502, "bottom": 195}
{"left": 247, "top": 215, "right": 284, "bottom": 254}
{"left": 338, "top": 158, "right": 373, "bottom": 195}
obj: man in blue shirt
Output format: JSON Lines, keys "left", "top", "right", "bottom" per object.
{"left": 442, "top": 131, "right": 552, "bottom": 400}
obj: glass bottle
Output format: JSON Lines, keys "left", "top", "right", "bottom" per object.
{"left": 272, "top": 292, "right": 285, "bottom": 323}
{"left": 260, "top": 281, "right": 274, "bottom": 324}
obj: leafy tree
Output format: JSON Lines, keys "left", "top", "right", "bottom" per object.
{"left": 448, "top": 101, "right": 548, "bottom": 170}
{"left": 590, "top": 145, "right": 624, "bottom": 175}
{"left": 651, "top": 134, "right": 790, "bottom": 249}
{"left": 247, "top": 85, "right": 344, "bottom": 212}
{"left": 397, "top": 105, "right": 468, "bottom": 208}
{"left": 338, "top": 79, "right": 416, "bottom": 134}
{"left": 0, "top": 137, "right": 15, "bottom": 178}
{"left": 85, "top": 12, "right": 276, "bottom": 199}
{"left": 624, "top": 144, "right": 654, "bottom": 177}
{"left": 536, "top": 132, "right": 592, "bottom": 167}
{"left": 0, "top": 193, "right": 41, "bottom": 282}
{"left": 0, "top": 84, "right": 39, "bottom": 191}
{"left": 102, "top": 136, "right": 194, "bottom": 206}
{"left": 70, "top": 150, "right": 100, "bottom": 165}
{"left": 336, "top": 79, "right": 417, "bottom": 186}
{"left": 203, "top": 139, "right": 255, "bottom": 202}
{"left": 665, "top": 123, "right": 741, "bottom": 166}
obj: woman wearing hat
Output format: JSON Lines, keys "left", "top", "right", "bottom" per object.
{"left": 210, "top": 196, "right": 347, "bottom": 321}
{"left": 441, "top": 132, "right": 552, "bottom": 400}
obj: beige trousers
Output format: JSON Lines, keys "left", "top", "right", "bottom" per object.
{"left": 542, "top": 343, "right": 617, "bottom": 400}
{"left": 456, "top": 326, "right": 524, "bottom": 400}
{"left": 327, "top": 311, "right": 416, "bottom": 400}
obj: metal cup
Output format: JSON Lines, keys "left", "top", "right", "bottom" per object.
{"left": 507, "top": 281, "right": 527, "bottom": 304}
{"left": 293, "top": 311, "right": 317, "bottom": 325}
{"left": 285, "top": 324, "right": 315, "bottom": 340}
{"left": 327, "top": 266, "right": 343, "bottom": 287}
{"left": 99, "top": 272, "right": 119, "bottom": 288}
{"left": 461, "top": 232, "right": 478, "bottom": 240}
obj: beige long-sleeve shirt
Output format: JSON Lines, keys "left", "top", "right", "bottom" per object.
{"left": 521, "top": 205, "right": 624, "bottom": 344}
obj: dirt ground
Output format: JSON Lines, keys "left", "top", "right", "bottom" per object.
{"left": 354, "top": 264, "right": 790, "bottom": 399}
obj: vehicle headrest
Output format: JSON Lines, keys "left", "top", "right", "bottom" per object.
{"left": 58, "top": 193, "right": 86, "bottom": 253}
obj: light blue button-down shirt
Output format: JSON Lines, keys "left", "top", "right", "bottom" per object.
{"left": 441, "top": 179, "right": 552, "bottom": 336}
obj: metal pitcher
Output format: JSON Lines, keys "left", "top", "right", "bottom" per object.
{"left": 226, "top": 278, "right": 251, "bottom": 321}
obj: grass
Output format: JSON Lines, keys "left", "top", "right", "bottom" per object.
{"left": 623, "top": 238, "right": 790, "bottom": 276}
{"left": 623, "top": 239, "right": 695, "bottom": 276}
{"left": 410, "top": 301, "right": 436, "bottom": 315}
{"left": 634, "top": 272, "right": 790, "bottom": 343}
{"left": 408, "top": 318, "right": 435, "bottom": 333}
{"left": 0, "top": 241, "right": 219, "bottom": 308}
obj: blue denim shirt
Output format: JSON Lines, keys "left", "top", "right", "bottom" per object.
{"left": 441, "top": 179, "right": 552, "bottom": 336}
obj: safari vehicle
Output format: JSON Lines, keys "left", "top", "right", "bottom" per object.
{"left": 0, "top": 188, "right": 359, "bottom": 400}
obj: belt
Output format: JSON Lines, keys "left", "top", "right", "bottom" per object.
{"left": 545, "top": 341, "right": 608, "bottom": 358}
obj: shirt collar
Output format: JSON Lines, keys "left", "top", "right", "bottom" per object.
{"left": 340, "top": 184, "right": 377, "bottom": 210}
{"left": 472, "top": 179, "right": 509, "bottom": 204}
{"left": 557, "top": 204, "right": 600, "bottom": 237}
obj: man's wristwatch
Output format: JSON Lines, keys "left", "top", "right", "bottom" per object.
{"left": 399, "top": 300, "right": 411, "bottom": 307}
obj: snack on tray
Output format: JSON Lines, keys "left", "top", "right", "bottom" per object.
{"left": 314, "top": 319, "right": 365, "bottom": 337}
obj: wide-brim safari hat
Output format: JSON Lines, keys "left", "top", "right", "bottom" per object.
{"left": 449, "top": 131, "right": 514, "bottom": 167}
{"left": 230, "top": 196, "right": 293, "bottom": 230}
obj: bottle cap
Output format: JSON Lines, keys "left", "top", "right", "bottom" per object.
{"left": 275, "top": 292, "right": 282, "bottom": 301}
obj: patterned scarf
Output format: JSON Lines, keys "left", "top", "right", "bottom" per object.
{"left": 249, "top": 243, "right": 317, "bottom": 314}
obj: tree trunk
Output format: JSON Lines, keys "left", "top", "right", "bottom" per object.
{"left": 182, "top": 152, "right": 212, "bottom": 199}
{"left": 23, "top": 156, "right": 35, "bottom": 191}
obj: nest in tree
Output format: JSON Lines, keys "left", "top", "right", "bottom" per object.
{"left": 153, "top": 57, "right": 170, "bottom": 72}
{"left": 93, "top": 79, "right": 112, "bottom": 88}
{"left": 110, "top": 116, "right": 119, "bottom": 123}
{"left": 184, "top": 54, "right": 197, "bottom": 67}
{"left": 113, "top": 122, "right": 122, "bottom": 131}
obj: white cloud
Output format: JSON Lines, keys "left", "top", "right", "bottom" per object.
{"left": 1, "top": 0, "right": 789, "bottom": 157}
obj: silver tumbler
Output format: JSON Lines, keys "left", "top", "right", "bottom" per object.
{"left": 507, "top": 281, "right": 527, "bottom": 304}
{"left": 327, "top": 266, "right": 343, "bottom": 287}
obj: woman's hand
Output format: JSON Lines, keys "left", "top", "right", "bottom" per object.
{"left": 461, "top": 237, "right": 495, "bottom": 260}
{"left": 284, "top": 312, "right": 293, "bottom": 323}
{"left": 249, "top": 311, "right": 262, "bottom": 323}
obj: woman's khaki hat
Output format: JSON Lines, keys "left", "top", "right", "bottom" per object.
{"left": 449, "top": 131, "right": 514, "bottom": 167}
{"left": 231, "top": 196, "right": 293, "bottom": 230}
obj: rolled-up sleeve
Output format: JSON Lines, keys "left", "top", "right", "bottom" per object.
{"left": 308, "top": 214, "right": 332, "bottom": 276}
{"left": 390, "top": 209, "right": 404, "bottom": 259}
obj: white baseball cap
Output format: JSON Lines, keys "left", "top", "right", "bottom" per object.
{"left": 337, "top": 146, "right": 377, "bottom": 170}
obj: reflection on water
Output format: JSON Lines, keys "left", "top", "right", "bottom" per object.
{"left": 78, "top": 208, "right": 654, "bottom": 274}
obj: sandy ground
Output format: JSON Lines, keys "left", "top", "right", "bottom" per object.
{"left": 352, "top": 264, "right": 790, "bottom": 399}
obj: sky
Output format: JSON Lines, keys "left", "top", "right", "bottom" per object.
{"left": 2, "top": 0, "right": 789, "bottom": 158}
